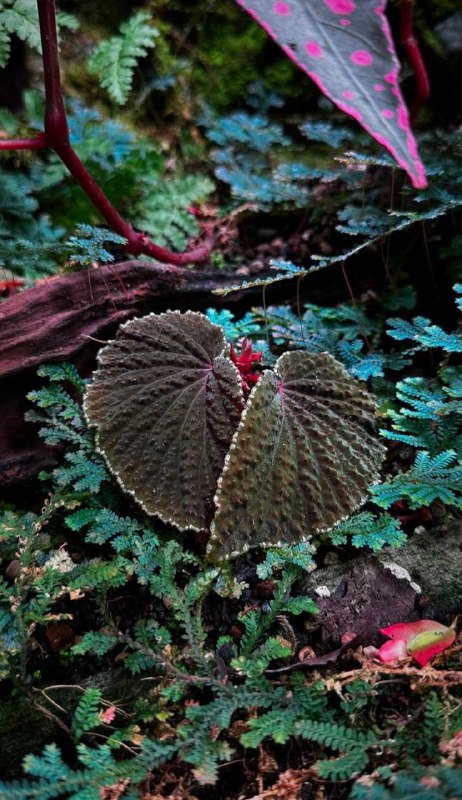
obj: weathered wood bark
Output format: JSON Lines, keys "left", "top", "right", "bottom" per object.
{"left": 0, "top": 253, "right": 386, "bottom": 379}
{"left": 0, "top": 261, "right": 242, "bottom": 377}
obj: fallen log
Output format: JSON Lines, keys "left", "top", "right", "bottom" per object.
{"left": 0, "top": 260, "right": 242, "bottom": 378}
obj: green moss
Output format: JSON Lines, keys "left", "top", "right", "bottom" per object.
{"left": 191, "top": 19, "right": 267, "bottom": 111}
{"left": 263, "top": 59, "right": 303, "bottom": 99}
{"left": 148, "top": 3, "right": 307, "bottom": 113}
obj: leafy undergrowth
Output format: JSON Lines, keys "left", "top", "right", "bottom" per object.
{"left": 1, "top": 8, "right": 462, "bottom": 795}
{"left": 0, "top": 275, "right": 461, "bottom": 798}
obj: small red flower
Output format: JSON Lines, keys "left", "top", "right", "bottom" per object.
{"left": 230, "top": 338, "right": 262, "bottom": 394}
{"left": 0, "top": 279, "right": 24, "bottom": 297}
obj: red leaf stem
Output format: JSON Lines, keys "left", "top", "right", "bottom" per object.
{"left": 0, "top": 136, "right": 47, "bottom": 150}
{"left": 0, "top": 0, "right": 212, "bottom": 267}
{"left": 400, "top": 0, "right": 430, "bottom": 123}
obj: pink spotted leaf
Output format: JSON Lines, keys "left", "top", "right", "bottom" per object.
{"left": 235, "top": 0, "right": 427, "bottom": 188}
{"left": 378, "top": 619, "right": 457, "bottom": 666}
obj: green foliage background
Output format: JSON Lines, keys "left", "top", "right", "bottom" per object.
{"left": 0, "top": 0, "right": 461, "bottom": 797}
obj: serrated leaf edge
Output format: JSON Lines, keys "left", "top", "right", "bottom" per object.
{"left": 84, "top": 310, "right": 243, "bottom": 532}
{"left": 207, "top": 351, "right": 385, "bottom": 562}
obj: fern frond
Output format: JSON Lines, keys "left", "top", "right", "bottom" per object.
{"left": 316, "top": 747, "right": 370, "bottom": 781}
{"left": 71, "top": 630, "right": 118, "bottom": 657}
{"left": 65, "top": 224, "right": 127, "bottom": 266}
{"left": 256, "top": 541, "right": 316, "bottom": 579}
{"left": 351, "top": 765, "right": 462, "bottom": 799}
{"left": 0, "top": 0, "right": 40, "bottom": 52}
{"left": 380, "top": 373, "right": 462, "bottom": 455}
{"left": 372, "top": 450, "right": 462, "bottom": 509}
{"left": 299, "top": 120, "right": 355, "bottom": 148}
{"left": 241, "top": 708, "right": 297, "bottom": 746}
{"left": 135, "top": 174, "right": 214, "bottom": 250}
{"left": 0, "top": 3, "right": 78, "bottom": 70}
{"left": 0, "top": 739, "right": 174, "bottom": 799}
{"left": 387, "top": 315, "right": 462, "bottom": 354}
{"left": 0, "top": 24, "right": 10, "bottom": 67}
{"left": 89, "top": 12, "right": 158, "bottom": 105}
{"left": 329, "top": 512, "right": 406, "bottom": 550}
{"left": 72, "top": 688, "right": 102, "bottom": 741}
{"left": 297, "top": 719, "right": 376, "bottom": 751}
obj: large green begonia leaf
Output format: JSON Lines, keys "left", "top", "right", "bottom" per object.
{"left": 208, "top": 351, "right": 385, "bottom": 561}
{"left": 84, "top": 311, "right": 244, "bottom": 530}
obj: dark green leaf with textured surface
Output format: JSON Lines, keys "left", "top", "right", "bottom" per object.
{"left": 208, "top": 351, "right": 384, "bottom": 561}
{"left": 84, "top": 312, "right": 244, "bottom": 531}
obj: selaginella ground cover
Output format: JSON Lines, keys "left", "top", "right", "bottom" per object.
{"left": 0, "top": 1, "right": 461, "bottom": 798}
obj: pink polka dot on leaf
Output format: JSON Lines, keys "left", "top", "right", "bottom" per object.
{"left": 305, "top": 41, "right": 322, "bottom": 58}
{"left": 374, "top": 83, "right": 385, "bottom": 92}
{"left": 343, "top": 90, "right": 353, "bottom": 99}
{"left": 382, "top": 109, "right": 394, "bottom": 118}
{"left": 340, "top": 18, "right": 351, "bottom": 25}
{"left": 385, "top": 71, "right": 397, "bottom": 84}
{"left": 398, "top": 107, "right": 409, "bottom": 130}
{"left": 324, "top": 0, "right": 355, "bottom": 14}
{"left": 351, "top": 50, "right": 373, "bottom": 66}
{"left": 273, "top": 1, "right": 291, "bottom": 14}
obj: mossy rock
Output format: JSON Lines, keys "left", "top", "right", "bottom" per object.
{"left": 304, "top": 518, "right": 462, "bottom": 626}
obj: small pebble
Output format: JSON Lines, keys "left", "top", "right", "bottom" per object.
{"left": 382, "top": 562, "right": 422, "bottom": 595}
{"left": 5, "top": 559, "right": 20, "bottom": 579}
{"left": 383, "top": 562, "right": 412, "bottom": 582}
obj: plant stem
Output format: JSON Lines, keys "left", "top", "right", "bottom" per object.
{"left": 0, "top": 135, "right": 47, "bottom": 150}
{"left": 400, "top": 0, "right": 430, "bottom": 123}
{"left": 0, "top": 0, "right": 211, "bottom": 267}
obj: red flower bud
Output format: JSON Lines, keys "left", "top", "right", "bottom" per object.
{"left": 230, "top": 338, "right": 263, "bottom": 393}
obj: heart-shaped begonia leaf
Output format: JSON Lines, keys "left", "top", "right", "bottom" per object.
{"left": 208, "top": 351, "right": 385, "bottom": 561}
{"left": 235, "top": 0, "right": 426, "bottom": 189}
{"left": 84, "top": 311, "right": 244, "bottom": 530}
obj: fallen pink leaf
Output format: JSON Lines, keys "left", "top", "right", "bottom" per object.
{"left": 377, "top": 619, "right": 457, "bottom": 666}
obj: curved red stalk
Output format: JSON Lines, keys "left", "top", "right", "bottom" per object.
{"left": 400, "top": 0, "right": 430, "bottom": 123}
{"left": 0, "top": 0, "right": 212, "bottom": 267}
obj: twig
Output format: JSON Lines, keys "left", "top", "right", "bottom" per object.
{"left": 29, "top": 697, "right": 72, "bottom": 736}
{"left": 331, "top": 661, "right": 462, "bottom": 687}
{"left": 117, "top": 633, "right": 216, "bottom": 686}
{"left": 0, "top": 0, "right": 212, "bottom": 267}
